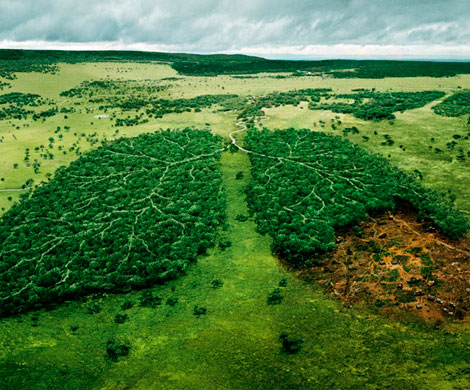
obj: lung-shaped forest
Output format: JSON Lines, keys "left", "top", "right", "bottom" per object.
{"left": 0, "top": 127, "right": 468, "bottom": 317}
{"left": 0, "top": 129, "right": 226, "bottom": 316}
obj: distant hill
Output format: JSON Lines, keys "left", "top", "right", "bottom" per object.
{"left": 1, "top": 49, "right": 470, "bottom": 79}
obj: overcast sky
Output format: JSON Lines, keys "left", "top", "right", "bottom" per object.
{"left": 0, "top": 0, "right": 469, "bottom": 60}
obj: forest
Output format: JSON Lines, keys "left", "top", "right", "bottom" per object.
{"left": 3, "top": 49, "right": 470, "bottom": 79}
{"left": 0, "top": 129, "right": 226, "bottom": 316}
{"left": 433, "top": 91, "right": 470, "bottom": 117}
{"left": 245, "top": 128, "right": 468, "bottom": 265}
{"left": 59, "top": 80, "right": 169, "bottom": 99}
{"left": 171, "top": 58, "right": 470, "bottom": 78}
{"left": 55, "top": 78, "right": 451, "bottom": 126}
{"left": 1, "top": 51, "right": 470, "bottom": 389}
{"left": 308, "top": 90, "right": 445, "bottom": 121}
{"left": 236, "top": 89, "right": 332, "bottom": 119}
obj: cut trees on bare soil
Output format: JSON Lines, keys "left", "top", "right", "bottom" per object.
{"left": 296, "top": 204, "right": 470, "bottom": 324}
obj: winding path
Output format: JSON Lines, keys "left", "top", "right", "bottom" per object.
{"left": 226, "top": 111, "right": 270, "bottom": 154}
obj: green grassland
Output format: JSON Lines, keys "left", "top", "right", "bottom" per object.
{"left": 1, "top": 61, "right": 470, "bottom": 389}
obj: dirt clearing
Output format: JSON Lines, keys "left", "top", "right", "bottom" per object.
{"left": 296, "top": 204, "right": 470, "bottom": 323}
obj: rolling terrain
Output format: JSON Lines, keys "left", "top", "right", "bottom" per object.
{"left": 0, "top": 52, "right": 469, "bottom": 389}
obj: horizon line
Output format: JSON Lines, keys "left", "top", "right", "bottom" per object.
{"left": 1, "top": 41, "right": 470, "bottom": 63}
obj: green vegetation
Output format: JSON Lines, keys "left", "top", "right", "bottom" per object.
{"left": 144, "top": 95, "right": 241, "bottom": 118}
{"left": 433, "top": 91, "right": 470, "bottom": 117}
{"left": 0, "top": 92, "right": 44, "bottom": 106}
{"left": 238, "top": 88, "right": 331, "bottom": 120}
{"left": 267, "top": 288, "right": 284, "bottom": 305}
{"left": 139, "top": 290, "right": 162, "bottom": 308}
{"left": 1, "top": 55, "right": 470, "bottom": 390}
{"left": 0, "top": 129, "right": 225, "bottom": 316}
{"left": 216, "top": 89, "right": 444, "bottom": 123}
{"left": 279, "top": 332, "right": 303, "bottom": 354}
{"left": 3, "top": 49, "right": 470, "bottom": 79}
{"left": 121, "top": 300, "right": 134, "bottom": 310}
{"left": 326, "top": 60, "right": 470, "bottom": 79}
{"left": 193, "top": 305, "right": 207, "bottom": 316}
{"left": 60, "top": 79, "right": 243, "bottom": 119}
{"left": 0, "top": 92, "right": 55, "bottom": 121}
{"left": 105, "top": 339, "right": 130, "bottom": 362}
{"left": 210, "top": 279, "right": 224, "bottom": 288}
{"left": 166, "top": 297, "right": 179, "bottom": 306}
{"left": 245, "top": 128, "right": 468, "bottom": 265}
{"left": 114, "top": 313, "right": 129, "bottom": 324}
{"left": 0, "top": 81, "right": 10, "bottom": 90}
{"left": 309, "top": 90, "right": 445, "bottom": 121}
{"left": 59, "top": 79, "right": 168, "bottom": 99}
{"left": 172, "top": 57, "right": 470, "bottom": 78}
{"left": 0, "top": 50, "right": 58, "bottom": 79}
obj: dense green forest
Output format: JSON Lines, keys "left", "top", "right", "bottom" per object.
{"left": 308, "top": 90, "right": 445, "bottom": 121}
{"left": 172, "top": 58, "right": 470, "bottom": 78}
{"left": 245, "top": 128, "right": 468, "bottom": 265}
{"left": 0, "top": 129, "right": 226, "bottom": 316}
{"left": 433, "top": 91, "right": 470, "bottom": 117}
{"left": 2, "top": 49, "right": 470, "bottom": 79}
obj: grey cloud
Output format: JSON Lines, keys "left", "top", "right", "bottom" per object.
{"left": 0, "top": 0, "right": 468, "bottom": 53}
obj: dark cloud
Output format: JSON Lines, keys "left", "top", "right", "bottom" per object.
{"left": 0, "top": 0, "right": 468, "bottom": 58}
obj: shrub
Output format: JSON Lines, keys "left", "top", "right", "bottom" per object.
{"left": 279, "top": 332, "right": 303, "bottom": 354}
{"left": 267, "top": 288, "right": 283, "bottom": 305}
{"left": 106, "top": 340, "right": 130, "bottom": 362}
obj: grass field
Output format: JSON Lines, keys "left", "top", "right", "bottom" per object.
{"left": 1, "top": 62, "right": 470, "bottom": 389}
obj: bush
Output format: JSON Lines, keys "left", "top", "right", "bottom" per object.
{"left": 309, "top": 91, "right": 445, "bottom": 122}
{"left": 211, "top": 279, "right": 224, "bottom": 289}
{"left": 106, "top": 340, "right": 130, "bottom": 362}
{"left": 433, "top": 92, "right": 470, "bottom": 117}
{"left": 114, "top": 314, "right": 129, "bottom": 324}
{"left": 166, "top": 297, "right": 178, "bottom": 306}
{"left": 218, "top": 240, "right": 232, "bottom": 251}
{"left": 121, "top": 301, "right": 134, "bottom": 310}
{"left": 279, "top": 332, "right": 303, "bottom": 354}
{"left": 267, "top": 288, "right": 283, "bottom": 305}
{"left": 193, "top": 305, "right": 207, "bottom": 317}
{"left": 139, "top": 291, "right": 162, "bottom": 309}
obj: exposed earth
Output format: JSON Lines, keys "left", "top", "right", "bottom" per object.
{"left": 297, "top": 203, "right": 470, "bottom": 323}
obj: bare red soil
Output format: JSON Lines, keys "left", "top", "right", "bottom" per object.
{"left": 296, "top": 207, "right": 470, "bottom": 323}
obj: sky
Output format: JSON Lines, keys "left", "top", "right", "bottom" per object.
{"left": 0, "top": 0, "right": 469, "bottom": 60}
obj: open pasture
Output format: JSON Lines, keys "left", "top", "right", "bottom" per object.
{"left": 1, "top": 59, "right": 470, "bottom": 389}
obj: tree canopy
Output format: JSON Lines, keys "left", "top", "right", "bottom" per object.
{"left": 308, "top": 91, "right": 445, "bottom": 121}
{"left": 245, "top": 128, "right": 469, "bottom": 265}
{"left": 0, "top": 129, "right": 226, "bottom": 316}
{"left": 433, "top": 91, "right": 470, "bottom": 117}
